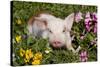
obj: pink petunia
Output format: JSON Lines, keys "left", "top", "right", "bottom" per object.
{"left": 75, "top": 12, "right": 83, "bottom": 23}
{"left": 79, "top": 50, "right": 88, "bottom": 62}
{"left": 85, "top": 12, "right": 92, "bottom": 32}
{"left": 84, "top": 12, "right": 97, "bottom": 33}
{"left": 92, "top": 12, "right": 97, "bottom": 33}
{"left": 94, "top": 23, "right": 97, "bottom": 33}
{"left": 92, "top": 12, "right": 97, "bottom": 21}
{"left": 85, "top": 12, "right": 92, "bottom": 24}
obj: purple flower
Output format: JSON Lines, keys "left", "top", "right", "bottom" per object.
{"left": 92, "top": 12, "right": 97, "bottom": 21}
{"left": 94, "top": 23, "right": 97, "bottom": 33}
{"left": 85, "top": 12, "right": 92, "bottom": 32}
{"left": 91, "top": 12, "right": 97, "bottom": 33}
{"left": 79, "top": 50, "right": 88, "bottom": 62}
{"left": 75, "top": 12, "right": 83, "bottom": 23}
{"left": 84, "top": 12, "right": 97, "bottom": 33}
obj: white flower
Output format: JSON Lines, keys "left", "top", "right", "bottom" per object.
{"left": 45, "top": 47, "right": 52, "bottom": 54}
{"left": 45, "top": 50, "right": 50, "bottom": 54}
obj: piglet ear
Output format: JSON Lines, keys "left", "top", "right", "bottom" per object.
{"left": 27, "top": 15, "right": 47, "bottom": 35}
{"left": 34, "top": 17, "right": 47, "bottom": 29}
{"left": 64, "top": 13, "right": 75, "bottom": 31}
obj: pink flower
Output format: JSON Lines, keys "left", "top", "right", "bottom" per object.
{"left": 90, "top": 38, "right": 97, "bottom": 45}
{"left": 91, "top": 12, "right": 97, "bottom": 33}
{"left": 85, "top": 12, "right": 92, "bottom": 32}
{"left": 80, "top": 34, "right": 85, "bottom": 40}
{"left": 79, "top": 50, "right": 88, "bottom": 62}
{"left": 80, "top": 36, "right": 84, "bottom": 40}
{"left": 84, "top": 12, "right": 97, "bottom": 33}
{"left": 75, "top": 12, "right": 83, "bottom": 23}
{"left": 92, "top": 12, "right": 97, "bottom": 21}
{"left": 94, "top": 23, "right": 97, "bottom": 33}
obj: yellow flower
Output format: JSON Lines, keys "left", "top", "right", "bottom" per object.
{"left": 25, "top": 53, "right": 30, "bottom": 60}
{"left": 24, "top": 59, "right": 29, "bottom": 63}
{"left": 32, "top": 60, "right": 41, "bottom": 65}
{"left": 20, "top": 48, "right": 25, "bottom": 57}
{"left": 28, "top": 49, "right": 33, "bottom": 58}
{"left": 17, "top": 19, "right": 22, "bottom": 24}
{"left": 15, "top": 35, "right": 21, "bottom": 43}
{"left": 33, "top": 52, "right": 42, "bottom": 60}
{"left": 25, "top": 49, "right": 33, "bottom": 60}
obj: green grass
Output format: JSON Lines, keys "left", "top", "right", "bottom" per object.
{"left": 11, "top": 1, "right": 97, "bottom": 66}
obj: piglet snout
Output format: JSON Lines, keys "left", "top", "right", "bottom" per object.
{"left": 51, "top": 41, "right": 63, "bottom": 48}
{"left": 53, "top": 41, "right": 61, "bottom": 45}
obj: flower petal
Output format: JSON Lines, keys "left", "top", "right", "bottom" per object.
{"left": 75, "top": 12, "right": 83, "bottom": 23}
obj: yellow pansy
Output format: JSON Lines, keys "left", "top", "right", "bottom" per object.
{"left": 17, "top": 19, "right": 22, "bottom": 24}
{"left": 25, "top": 49, "right": 33, "bottom": 60}
{"left": 33, "top": 52, "right": 42, "bottom": 60}
{"left": 28, "top": 49, "right": 33, "bottom": 58}
{"left": 20, "top": 48, "right": 25, "bottom": 57}
{"left": 15, "top": 35, "right": 21, "bottom": 43}
{"left": 25, "top": 53, "right": 30, "bottom": 60}
{"left": 24, "top": 59, "right": 29, "bottom": 63}
{"left": 32, "top": 60, "right": 41, "bottom": 65}
{"left": 19, "top": 48, "right": 35, "bottom": 64}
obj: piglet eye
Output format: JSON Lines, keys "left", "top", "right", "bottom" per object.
{"left": 63, "top": 29, "right": 66, "bottom": 32}
{"left": 48, "top": 29, "right": 52, "bottom": 33}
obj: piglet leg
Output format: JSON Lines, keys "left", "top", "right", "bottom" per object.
{"left": 65, "top": 32, "right": 80, "bottom": 53}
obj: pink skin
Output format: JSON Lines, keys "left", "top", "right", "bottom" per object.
{"left": 51, "top": 41, "right": 62, "bottom": 48}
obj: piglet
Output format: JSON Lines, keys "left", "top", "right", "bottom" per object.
{"left": 27, "top": 13, "right": 81, "bottom": 53}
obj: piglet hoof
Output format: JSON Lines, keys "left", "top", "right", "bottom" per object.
{"left": 76, "top": 46, "right": 81, "bottom": 52}
{"left": 73, "top": 46, "right": 81, "bottom": 54}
